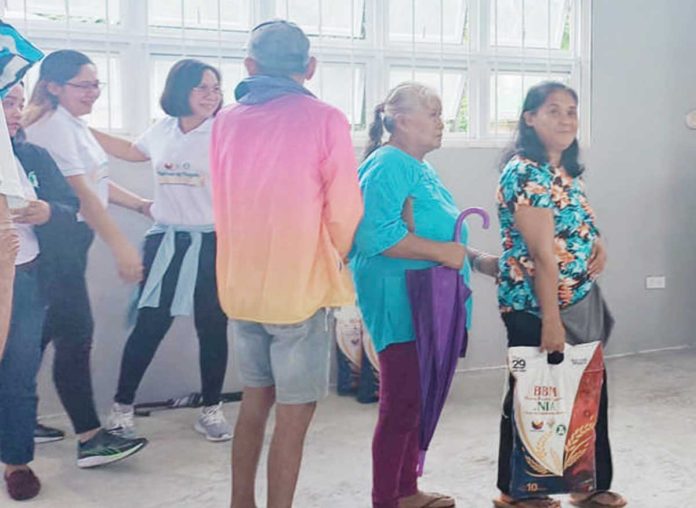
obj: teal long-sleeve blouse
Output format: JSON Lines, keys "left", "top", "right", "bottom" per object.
{"left": 349, "top": 145, "right": 472, "bottom": 353}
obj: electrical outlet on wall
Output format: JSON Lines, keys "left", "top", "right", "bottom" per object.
{"left": 645, "top": 276, "right": 666, "bottom": 289}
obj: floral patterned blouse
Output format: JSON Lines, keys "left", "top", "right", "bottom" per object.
{"left": 496, "top": 154, "right": 600, "bottom": 315}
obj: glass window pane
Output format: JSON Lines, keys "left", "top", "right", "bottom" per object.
{"left": 5, "top": 0, "right": 120, "bottom": 24}
{"left": 489, "top": 73, "right": 570, "bottom": 135}
{"left": 389, "top": 68, "right": 468, "bottom": 133}
{"left": 149, "top": 0, "right": 251, "bottom": 31}
{"left": 305, "top": 63, "right": 365, "bottom": 129}
{"left": 150, "top": 56, "right": 243, "bottom": 121}
{"left": 276, "top": 0, "right": 366, "bottom": 38}
{"left": 85, "top": 54, "right": 122, "bottom": 129}
{"left": 491, "top": 0, "right": 571, "bottom": 50}
{"left": 218, "top": 61, "right": 246, "bottom": 99}
{"left": 389, "top": 0, "right": 468, "bottom": 44}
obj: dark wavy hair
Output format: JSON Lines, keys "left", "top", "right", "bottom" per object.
{"left": 500, "top": 81, "right": 584, "bottom": 177}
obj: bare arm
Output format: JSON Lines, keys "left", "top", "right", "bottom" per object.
{"left": 0, "top": 195, "right": 19, "bottom": 357}
{"left": 384, "top": 234, "right": 467, "bottom": 270}
{"left": 108, "top": 181, "right": 152, "bottom": 218}
{"left": 467, "top": 246, "right": 499, "bottom": 278}
{"left": 91, "top": 129, "right": 149, "bottom": 162}
{"left": 514, "top": 205, "right": 565, "bottom": 352}
{"left": 398, "top": 200, "right": 491, "bottom": 273}
{"left": 66, "top": 175, "right": 143, "bottom": 283}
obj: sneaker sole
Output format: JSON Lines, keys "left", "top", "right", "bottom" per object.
{"left": 77, "top": 441, "right": 147, "bottom": 469}
{"left": 34, "top": 435, "right": 65, "bottom": 444}
{"left": 194, "top": 422, "right": 232, "bottom": 443}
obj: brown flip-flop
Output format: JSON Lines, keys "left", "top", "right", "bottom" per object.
{"left": 420, "top": 492, "right": 455, "bottom": 508}
{"left": 401, "top": 492, "right": 456, "bottom": 508}
{"left": 493, "top": 496, "right": 561, "bottom": 508}
{"left": 569, "top": 491, "right": 628, "bottom": 508}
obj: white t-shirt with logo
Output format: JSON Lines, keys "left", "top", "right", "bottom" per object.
{"left": 13, "top": 157, "right": 40, "bottom": 265}
{"left": 135, "top": 117, "right": 214, "bottom": 226}
{"left": 26, "top": 105, "right": 109, "bottom": 221}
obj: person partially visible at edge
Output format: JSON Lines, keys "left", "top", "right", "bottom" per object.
{"left": 0, "top": 190, "right": 19, "bottom": 358}
{"left": 349, "top": 82, "right": 499, "bottom": 508}
{"left": 209, "top": 19, "right": 363, "bottom": 508}
{"left": 0, "top": 12, "right": 38, "bottom": 359}
{"left": 493, "top": 81, "right": 626, "bottom": 508}
{"left": 1, "top": 81, "right": 80, "bottom": 501}
{"left": 22, "top": 49, "right": 148, "bottom": 468}
{"left": 90, "top": 59, "right": 232, "bottom": 444}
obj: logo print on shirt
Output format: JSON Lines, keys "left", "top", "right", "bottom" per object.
{"left": 157, "top": 161, "right": 204, "bottom": 187}
{"left": 28, "top": 171, "right": 39, "bottom": 188}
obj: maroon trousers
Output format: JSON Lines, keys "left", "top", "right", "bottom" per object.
{"left": 372, "top": 341, "right": 421, "bottom": 508}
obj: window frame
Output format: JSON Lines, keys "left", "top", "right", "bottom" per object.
{"left": 4, "top": 0, "right": 591, "bottom": 147}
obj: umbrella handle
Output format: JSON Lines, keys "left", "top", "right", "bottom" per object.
{"left": 454, "top": 207, "right": 490, "bottom": 242}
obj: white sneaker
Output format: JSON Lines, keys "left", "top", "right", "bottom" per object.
{"left": 106, "top": 402, "right": 136, "bottom": 439}
{"left": 194, "top": 403, "right": 232, "bottom": 442}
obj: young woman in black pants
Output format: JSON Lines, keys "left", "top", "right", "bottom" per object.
{"left": 92, "top": 59, "right": 231, "bottom": 442}
{"left": 23, "top": 51, "right": 149, "bottom": 468}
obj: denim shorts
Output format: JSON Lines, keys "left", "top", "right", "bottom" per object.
{"left": 231, "top": 309, "right": 333, "bottom": 404}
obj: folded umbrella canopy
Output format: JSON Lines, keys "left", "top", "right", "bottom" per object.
{"left": 405, "top": 207, "right": 490, "bottom": 475}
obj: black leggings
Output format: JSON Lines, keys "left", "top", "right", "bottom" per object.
{"left": 114, "top": 231, "right": 228, "bottom": 407}
{"left": 496, "top": 311, "right": 613, "bottom": 495}
{"left": 41, "top": 222, "right": 101, "bottom": 435}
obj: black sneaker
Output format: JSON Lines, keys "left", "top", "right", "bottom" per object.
{"left": 34, "top": 423, "right": 65, "bottom": 444}
{"left": 77, "top": 429, "right": 148, "bottom": 468}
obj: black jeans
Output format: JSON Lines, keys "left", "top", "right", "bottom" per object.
{"left": 41, "top": 222, "right": 101, "bottom": 435}
{"left": 114, "top": 231, "right": 228, "bottom": 407}
{"left": 496, "top": 311, "right": 613, "bottom": 496}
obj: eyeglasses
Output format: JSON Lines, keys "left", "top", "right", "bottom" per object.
{"left": 64, "top": 81, "right": 105, "bottom": 92}
{"left": 192, "top": 85, "right": 222, "bottom": 96}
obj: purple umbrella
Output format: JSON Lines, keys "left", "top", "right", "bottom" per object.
{"left": 405, "top": 207, "right": 490, "bottom": 475}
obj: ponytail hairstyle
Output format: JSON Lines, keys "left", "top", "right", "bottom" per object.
{"left": 363, "top": 81, "right": 441, "bottom": 160}
{"left": 500, "top": 80, "right": 584, "bottom": 177}
{"left": 23, "top": 49, "right": 93, "bottom": 127}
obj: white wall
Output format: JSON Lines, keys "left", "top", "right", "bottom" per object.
{"left": 38, "top": 0, "right": 696, "bottom": 417}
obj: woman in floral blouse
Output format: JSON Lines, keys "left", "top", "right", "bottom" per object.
{"left": 493, "top": 82, "right": 626, "bottom": 508}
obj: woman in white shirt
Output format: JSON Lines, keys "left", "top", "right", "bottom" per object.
{"left": 23, "top": 50, "right": 148, "bottom": 468}
{"left": 92, "top": 59, "right": 231, "bottom": 442}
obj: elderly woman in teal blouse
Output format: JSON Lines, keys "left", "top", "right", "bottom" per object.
{"left": 350, "top": 82, "right": 498, "bottom": 508}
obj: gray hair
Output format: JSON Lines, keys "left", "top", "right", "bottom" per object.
{"left": 364, "top": 82, "right": 441, "bottom": 160}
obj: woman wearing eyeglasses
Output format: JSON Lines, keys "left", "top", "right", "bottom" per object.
{"left": 90, "top": 59, "right": 232, "bottom": 443}
{"left": 22, "top": 50, "right": 149, "bottom": 468}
